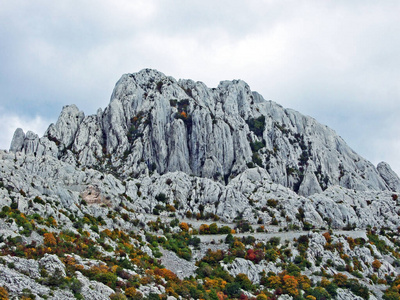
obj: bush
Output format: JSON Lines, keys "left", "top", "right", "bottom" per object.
{"left": 43, "top": 232, "right": 57, "bottom": 246}
{"left": 209, "top": 223, "right": 218, "bottom": 234}
{"left": 225, "top": 282, "right": 241, "bottom": 298}
{"left": 372, "top": 259, "right": 382, "bottom": 271}
{"left": 33, "top": 196, "right": 45, "bottom": 205}
{"left": 0, "top": 286, "right": 8, "bottom": 300}
{"left": 247, "top": 116, "right": 265, "bottom": 137}
{"left": 110, "top": 293, "right": 127, "bottom": 300}
{"left": 219, "top": 226, "right": 231, "bottom": 234}
{"left": 94, "top": 272, "right": 117, "bottom": 288}
{"left": 235, "top": 273, "right": 253, "bottom": 291}
{"left": 267, "top": 199, "right": 278, "bottom": 208}
{"left": 125, "top": 287, "right": 143, "bottom": 299}
{"left": 225, "top": 233, "right": 234, "bottom": 244}
{"left": 250, "top": 140, "right": 265, "bottom": 152}
{"left": 269, "top": 237, "right": 281, "bottom": 246}
{"left": 308, "top": 287, "right": 331, "bottom": 300}
{"left": 236, "top": 220, "right": 252, "bottom": 232}
{"left": 155, "top": 193, "right": 168, "bottom": 203}
{"left": 347, "top": 279, "right": 369, "bottom": 299}
{"left": 252, "top": 153, "right": 263, "bottom": 167}
{"left": 170, "top": 218, "right": 179, "bottom": 227}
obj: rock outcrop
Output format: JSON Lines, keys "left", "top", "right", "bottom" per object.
{"left": 9, "top": 69, "right": 399, "bottom": 197}
{"left": 377, "top": 161, "right": 400, "bottom": 192}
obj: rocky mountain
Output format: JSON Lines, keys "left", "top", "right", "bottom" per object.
{"left": 1, "top": 69, "right": 400, "bottom": 299}
{"left": 9, "top": 69, "right": 400, "bottom": 196}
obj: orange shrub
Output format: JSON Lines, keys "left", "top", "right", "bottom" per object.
{"left": 102, "top": 229, "right": 112, "bottom": 237}
{"left": 266, "top": 275, "right": 281, "bottom": 289}
{"left": 125, "top": 287, "right": 143, "bottom": 299}
{"left": 204, "top": 278, "right": 227, "bottom": 290}
{"left": 320, "top": 277, "right": 331, "bottom": 287}
{"left": 372, "top": 259, "right": 382, "bottom": 271}
{"left": 179, "top": 222, "right": 189, "bottom": 232}
{"left": 297, "top": 275, "right": 311, "bottom": 290}
{"left": 0, "top": 286, "right": 8, "bottom": 300}
{"left": 154, "top": 268, "right": 179, "bottom": 282}
{"left": 199, "top": 224, "right": 210, "bottom": 234}
{"left": 43, "top": 232, "right": 57, "bottom": 246}
{"left": 322, "top": 232, "right": 332, "bottom": 243}
{"left": 283, "top": 275, "right": 298, "bottom": 296}
{"left": 217, "top": 291, "right": 227, "bottom": 300}
{"left": 333, "top": 273, "right": 348, "bottom": 287}
{"left": 347, "top": 237, "right": 355, "bottom": 249}
{"left": 256, "top": 293, "right": 268, "bottom": 300}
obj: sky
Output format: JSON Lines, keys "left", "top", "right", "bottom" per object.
{"left": 0, "top": 1, "right": 399, "bottom": 175}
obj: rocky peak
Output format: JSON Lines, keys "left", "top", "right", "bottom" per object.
{"left": 45, "top": 104, "right": 85, "bottom": 150}
{"left": 9, "top": 69, "right": 400, "bottom": 196}
{"left": 9, "top": 128, "right": 25, "bottom": 153}
{"left": 377, "top": 161, "right": 400, "bottom": 192}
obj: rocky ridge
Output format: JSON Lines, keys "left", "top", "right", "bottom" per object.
{"left": 10, "top": 69, "right": 400, "bottom": 197}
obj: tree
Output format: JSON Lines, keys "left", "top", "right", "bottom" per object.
{"left": 266, "top": 275, "right": 281, "bottom": 289}
{"left": 225, "top": 282, "right": 241, "bottom": 298}
{"left": 287, "top": 263, "right": 301, "bottom": 276}
{"left": 199, "top": 224, "right": 210, "bottom": 234}
{"left": 225, "top": 233, "right": 234, "bottom": 244}
{"left": 179, "top": 222, "right": 189, "bottom": 232}
{"left": 283, "top": 275, "right": 299, "bottom": 296}
{"left": 245, "top": 249, "right": 264, "bottom": 264}
{"left": 308, "top": 286, "right": 331, "bottom": 300}
{"left": 235, "top": 273, "right": 253, "bottom": 291}
{"left": 265, "top": 248, "right": 278, "bottom": 262}
{"left": 209, "top": 223, "right": 219, "bottom": 234}
{"left": 43, "top": 232, "right": 57, "bottom": 246}
{"left": 256, "top": 293, "right": 268, "bottom": 300}
{"left": 219, "top": 226, "right": 231, "bottom": 234}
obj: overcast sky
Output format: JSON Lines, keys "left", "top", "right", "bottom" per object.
{"left": 1, "top": 1, "right": 399, "bottom": 175}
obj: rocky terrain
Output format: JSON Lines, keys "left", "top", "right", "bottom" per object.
{"left": 1, "top": 69, "right": 400, "bottom": 299}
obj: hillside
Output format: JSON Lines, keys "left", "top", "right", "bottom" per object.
{"left": 1, "top": 69, "right": 400, "bottom": 299}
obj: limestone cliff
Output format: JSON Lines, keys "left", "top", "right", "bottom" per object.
{"left": 10, "top": 69, "right": 400, "bottom": 197}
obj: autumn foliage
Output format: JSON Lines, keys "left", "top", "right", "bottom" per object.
{"left": 372, "top": 259, "right": 382, "bottom": 271}
{"left": 43, "top": 232, "right": 57, "bottom": 246}
{"left": 0, "top": 286, "right": 8, "bottom": 300}
{"left": 282, "top": 275, "right": 299, "bottom": 296}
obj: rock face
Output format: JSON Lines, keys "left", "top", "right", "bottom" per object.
{"left": 9, "top": 69, "right": 399, "bottom": 197}
{"left": 9, "top": 128, "right": 25, "bottom": 153}
{"left": 377, "top": 161, "right": 400, "bottom": 192}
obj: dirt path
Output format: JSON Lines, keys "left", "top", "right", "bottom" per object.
{"left": 196, "top": 230, "right": 367, "bottom": 243}
{"left": 139, "top": 212, "right": 368, "bottom": 242}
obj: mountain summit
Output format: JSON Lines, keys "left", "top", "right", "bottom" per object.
{"left": 10, "top": 69, "right": 400, "bottom": 196}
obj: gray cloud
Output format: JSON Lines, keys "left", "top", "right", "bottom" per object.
{"left": 1, "top": 1, "right": 399, "bottom": 174}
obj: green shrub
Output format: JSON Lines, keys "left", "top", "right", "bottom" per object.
{"left": 247, "top": 116, "right": 265, "bottom": 137}
{"left": 155, "top": 193, "right": 168, "bottom": 203}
